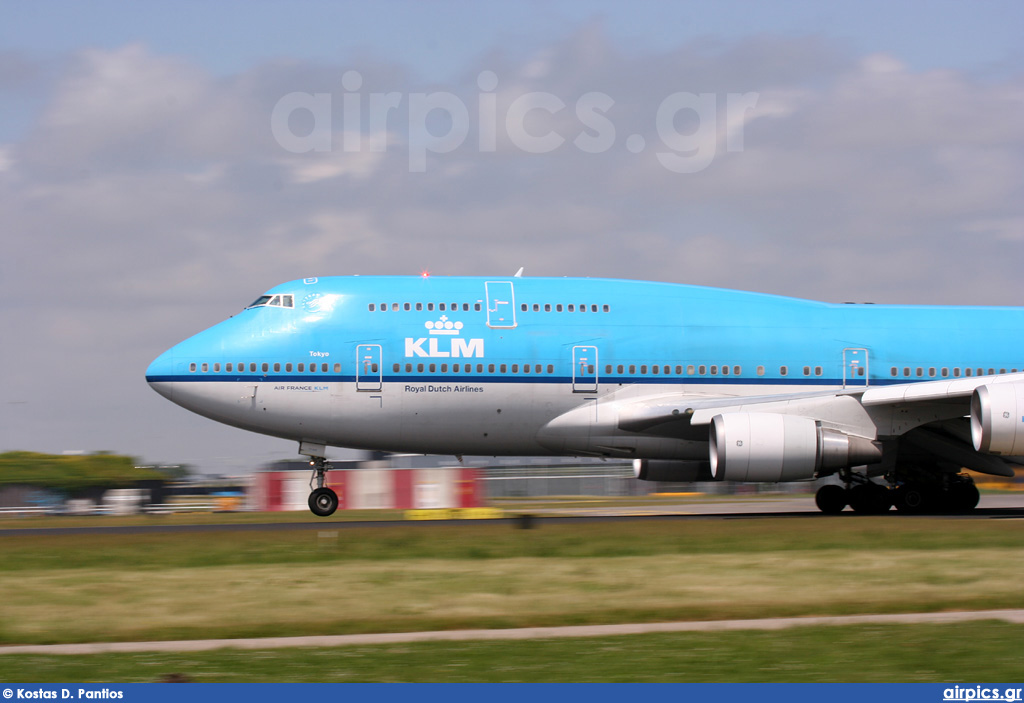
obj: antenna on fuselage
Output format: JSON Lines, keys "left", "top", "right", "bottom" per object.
{"left": 514, "top": 267, "right": 524, "bottom": 278}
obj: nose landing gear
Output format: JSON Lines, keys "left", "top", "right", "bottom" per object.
{"left": 308, "top": 456, "right": 338, "bottom": 517}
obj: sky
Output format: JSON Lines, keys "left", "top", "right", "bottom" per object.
{"left": 2, "top": 1, "right": 1023, "bottom": 473}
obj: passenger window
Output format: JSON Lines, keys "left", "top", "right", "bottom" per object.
{"left": 568, "top": 304, "right": 575, "bottom": 312}
{"left": 226, "top": 363, "right": 233, "bottom": 372}
{"left": 368, "top": 304, "right": 375, "bottom": 312}
{"left": 524, "top": 365, "right": 531, "bottom": 374}
{"left": 511, "top": 364, "right": 518, "bottom": 373}
{"left": 488, "top": 364, "right": 495, "bottom": 373}
{"left": 815, "top": 366, "right": 822, "bottom": 376}
{"left": 201, "top": 363, "right": 208, "bottom": 372}
{"left": 890, "top": 367, "right": 897, "bottom": 377}
{"left": 605, "top": 365, "right": 612, "bottom": 373}
{"left": 440, "top": 303, "right": 446, "bottom": 311}
{"left": 286, "top": 363, "right": 292, "bottom": 372}
{"left": 533, "top": 304, "right": 540, "bottom": 312}
{"left": 544, "top": 304, "right": 551, "bottom": 312}
{"left": 462, "top": 303, "right": 470, "bottom": 311}
{"left": 427, "top": 303, "right": 434, "bottom": 311}
{"left": 417, "top": 364, "right": 424, "bottom": 372}
{"left": 674, "top": 366, "right": 682, "bottom": 375}
{"left": 929, "top": 367, "right": 936, "bottom": 377}
{"left": 429, "top": 364, "right": 436, "bottom": 372}
{"left": 721, "top": 366, "right": 729, "bottom": 376}
{"left": 779, "top": 366, "right": 788, "bottom": 376}
{"left": 965, "top": 368, "right": 972, "bottom": 377}
{"left": 393, "top": 364, "right": 400, "bottom": 372}
{"left": 699, "top": 365, "right": 706, "bottom": 375}
{"left": 415, "top": 303, "right": 423, "bottom": 311}
{"left": 521, "top": 304, "right": 528, "bottom": 312}
{"left": 404, "top": 303, "right": 411, "bottom": 311}
{"left": 440, "top": 364, "right": 447, "bottom": 373}
{"left": 757, "top": 366, "right": 765, "bottom": 376}
{"left": 629, "top": 365, "right": 636, "bottom": 374}
{"left": 641, "top": 365, "right": 648, "bottom": 374}
{"left": 710, "top": 365, "right": 718, "bottom": 375}
{"left": 392, "top": 303, "right": 399, "bottom": 311}
{"left": 803, "top": 366, "right": 810, "bottom": 376}
{"left": 474, "top": 303, "right": 481, "bottom": 311}
{"left": 591, "top": 305, "right": 598, "bottom": 312}
{"left": 556, "top": 304, "right": 563, "bottom": 312}
{"left": 274, "top": 363, "right": 281, "bottom": 372}
{"left": 261, "top": 363, "right": 269, "bottom": 372}
{"left": 406, "top": 364, "right": 412, "bottom": 372}
{"left": 857, "top": 367, "right": 864, "bottom": 376}
{"left": 941, "top": 368, "right": 949, "bottom": 377}
{"left": 546, "top": 365, "right": 554, "bottom": 374}
{"left": 190, "top": 363, "right": 197, "bottom": 372}
{"left": 214, "top": 363, "right": 220, "bottom": 372}
{"left": 617, "top": 365, "right": 624, "bottom": 374}
{"left": 500, "top": 364, "right": 507, "bottom": 373}
{"left": 652, "top": 366, "right": 660, "bottom": 375}
{"left": 603, "top": 305, "right": 610, "bottom": 312}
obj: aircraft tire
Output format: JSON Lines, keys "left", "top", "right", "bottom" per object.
{"left": 947, "top": 481, "right": 980, "bottom": 513}
{"left": 849, "top": 484, "right": 891, "bottom": 514}
{"left": 815, "top": 484, "right": 847, "bottom": 514}
{"left": 894, "top": 484, "right": 929, "bottom": 514}
{"left": 309, "top": 487, "right": 339, "bottom": 517}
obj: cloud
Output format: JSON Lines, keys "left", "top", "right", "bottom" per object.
{"left": 2, "top": 28, "right": 1022, "bottom": 467}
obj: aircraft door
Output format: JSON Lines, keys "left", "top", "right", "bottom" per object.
{"left": 842, "top": 348, "right": 869, "bottom": 388}
{"left": 356, "top": 344, "right": 383, "bottom": 392}
{"left": 572, "top": 345, "right": 599, "bottom": 392}
{"left": 485, "top": 281, "right": 517, "bottom": 329}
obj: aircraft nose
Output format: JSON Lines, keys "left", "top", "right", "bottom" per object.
{"left": 146, "top": 347, "right": 178, "bottom": 401}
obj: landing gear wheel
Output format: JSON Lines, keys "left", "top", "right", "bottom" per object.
{"left": 895, "top": 483, "right": 929, "bottom": 514}
{"left": 848, "top": 483, "right": 891, "bottom": 514}
{"left": 309, "top": 487, "right": 339, "bottom": 517}
{"left": 815, "top": 484, "right": 847, "bottom": 514}
{"left": 947, "top": 481, "right": 980, "bottom": 513}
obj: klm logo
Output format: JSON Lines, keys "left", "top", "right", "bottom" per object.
{"left": 405, "top": 316, "right": 485, "bottom": 358}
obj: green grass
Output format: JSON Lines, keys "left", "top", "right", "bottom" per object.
{"left": 0, "top": 517, "right": 1022, "bottom": 646}
{"left": 1, "top": 623, "right": 1023, "bottom": 682}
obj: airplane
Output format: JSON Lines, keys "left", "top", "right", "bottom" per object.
{"left": 145, "top": 275, "right": 1024, "bottom": 517}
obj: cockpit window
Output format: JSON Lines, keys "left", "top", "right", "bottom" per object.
{"left": 247, "top": 294, "right": 294, "bottom": 309}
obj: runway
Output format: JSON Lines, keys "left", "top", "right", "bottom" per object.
{"left": 1, "top": 494, "right": 1022, "bottom": 537}
{"left": 2, "top": 609, "right": 1023, "bottom": 655}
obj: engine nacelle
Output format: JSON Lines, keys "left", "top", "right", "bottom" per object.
{"left": 709, "top": 412, "right": 882, "bottom": 482}
{"left": 971, "top": 383, "right": 1024, "bottom": 455}
{"left": 633, "top": 459, "right": 715, "bottom": 482}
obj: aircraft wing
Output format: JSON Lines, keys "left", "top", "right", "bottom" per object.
{"left": 611, "top": 372, "right": 1024, "bottom": 480}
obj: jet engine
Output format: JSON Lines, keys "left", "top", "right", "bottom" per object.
{"left": 709, "top": 412, "right": 882, "bottom": 482}
{"left": 971, "top": 383, "right": 1024, "bottom": 455}
{"left": 632, "top": 459, "right": 714, "bottom": 482}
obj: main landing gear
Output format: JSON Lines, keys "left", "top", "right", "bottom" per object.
{"left": 308, "top": 456, "right": 338, "bottom": 517}
{"left": 814, "top": 470, "right": 980, "bottom": 515}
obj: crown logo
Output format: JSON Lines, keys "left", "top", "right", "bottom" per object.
{"left": 425, "top": 315, "right": 463, "bottom": 335}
